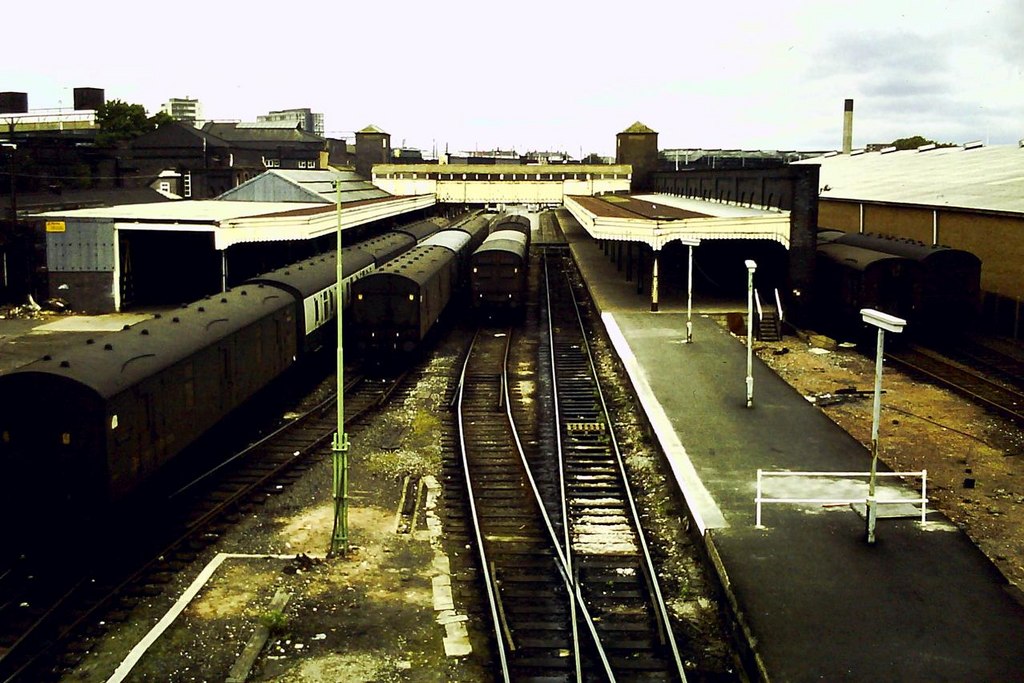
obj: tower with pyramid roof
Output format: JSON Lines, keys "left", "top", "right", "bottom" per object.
{"left": 615, "top": 121, "right": 658, "bottom": 191}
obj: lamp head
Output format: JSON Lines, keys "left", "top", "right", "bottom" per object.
{"left": 860, "top": 308, "right": 907, "bottom": 334}
{"left": 744, "top": 259, "right": 757, "bottom": 272}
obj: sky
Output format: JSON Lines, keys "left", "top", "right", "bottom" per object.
{"left": 3, "top": 1, "right": 1022, "bottom": 158}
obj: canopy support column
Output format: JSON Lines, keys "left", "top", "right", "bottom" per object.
{"left": 651, "top": 249, "right": 660, "bottom": 312}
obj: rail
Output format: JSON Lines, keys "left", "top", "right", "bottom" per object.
{"left": 754, "top": 469, "right": 929, "bottom": 528}
{"left": 774, "top": 287, "right": 784, "bottom": 323}
{"left": 546, "top": 252, "right": 686, "bottom": 679}
{"left": 753, "top": 289, "right": 763, "bottom": 319}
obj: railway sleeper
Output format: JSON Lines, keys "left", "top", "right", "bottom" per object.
{"left": 508, "top": 653, "right": 577, "bottom": 670}
{"left": 564, "top": 443, "right": 612, "bottom": 454}
{"left": 496, "top": 577, "right": 568, "bottom": 591}
{"left": 498, "top": 600, "right": 571, "bottom": 616}
{"left": 565, "top": 464, "right": 615, "bottom": 476}
{"left": 568, "top": 482, "right": 621, "bottom": 492}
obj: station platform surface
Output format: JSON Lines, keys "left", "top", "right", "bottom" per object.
{"left": 0, "top": 311, "right": 151, "bottom": 374}
{"left": 557, "top": 214, "right": 1024, "bottom": 680}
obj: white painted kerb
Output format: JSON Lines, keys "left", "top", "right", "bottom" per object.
{"left": 105, "top": 553, "right": 302, "bottom": 683}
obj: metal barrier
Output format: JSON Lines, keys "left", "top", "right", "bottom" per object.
{"left": 773, "top": 287, "right": 784, "bottom": 323}
{"left": 755, "top": 469, "right": 928, "bottom": 528}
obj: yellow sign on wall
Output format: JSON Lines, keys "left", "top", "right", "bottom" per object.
{"left": 45, "top": 221, "right": 66, "bottom": 233}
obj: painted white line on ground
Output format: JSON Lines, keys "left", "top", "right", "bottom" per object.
{"left": 106, "top": 553, "right": 301, "bottom": 683}
{"left": 602, "top": 312, "right": 727, "bottom": 535}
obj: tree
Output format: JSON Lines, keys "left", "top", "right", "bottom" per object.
{"left": 95, "top": 100, "right": 172, "bottom": 146}
{"left": 150, "top": 111, "right": 175, "bottom": 129}
{"left": 890, "top": 135, "right": 956, "bottom": 150}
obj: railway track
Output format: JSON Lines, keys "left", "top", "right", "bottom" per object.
{"left": 455, "top": 250, "right": 686, "bottom": 680}
{"left": 544, "top": 250, "right": 685, "bottom": 679}
{"left": 456, "top": 325, "right": 603, "bottom": 679}
{"left": 0, "top": 366, "right": 404, "bottom": 683}
{"left": 932, "top": 337, "right": 1024, "bottom": 389}
{"left": 887, "top": 344, "right": 1024, "bottom": 424}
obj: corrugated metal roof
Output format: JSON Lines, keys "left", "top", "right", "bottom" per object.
{"left": 631, "top": 194, "right": 779, "bottom": 219}
{"left": 373, "top": 163, "right": 631, "bottom": 175}
{"left": 30, "top": 194, "right": 437, "bottom": 251}
{"left": 35, "top": 200, "right": 324, "bottom": 222}
{"left": 793, "top": 144, "right": 1024, "bottom": 214}
{"left": 202, "top": 121, "right": 324, "bottom": 144}
{"left": 217, "top": 169, "right": 389, "bottom": 204}
{"left": 237, "top": 121, "right": 301, "bottom": 129}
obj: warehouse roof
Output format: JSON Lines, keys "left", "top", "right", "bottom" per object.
{"left": 217, "top": 168, "right": 389, "bottom": 203}
{"left": 794, "top": 143, "right": 1024, "bottom": 215}
{"left": 33, "top": 194, "right": 436, "bottom": 249}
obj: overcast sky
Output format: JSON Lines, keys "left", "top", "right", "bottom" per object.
{"left": 3, "top": 1, "right": 1021, "bottom": 157}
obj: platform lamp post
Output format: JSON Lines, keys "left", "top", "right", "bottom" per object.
{"left": 861, "top": 308, "right": 906, "bottom": 544}
{"left": 744, "top": 260, "right": 757, "bottom": 407}
{"left": 679, "top": 237, "right": 701, "bottom": 343}
{"left": 330, "top": 179, "right": 350, "bottom": 557}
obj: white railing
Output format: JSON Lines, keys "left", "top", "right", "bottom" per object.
{"left": 753, "top": 289, "right": 764, "bottom": 319}
{"left": 755, "top": 469, "right": 928, "bottom": 528}
{"left": 774, "top": 288, "right": 784, "bottom": 323}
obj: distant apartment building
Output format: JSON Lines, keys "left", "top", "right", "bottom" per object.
{"left": 257, "top": 108, "right": 324, "bottom": 136}
{"left": 161, "top": 97, "right": 202, "bottom": 124}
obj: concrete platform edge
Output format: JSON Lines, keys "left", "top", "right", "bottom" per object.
{"left": 599, "top": 308, "right": 768, "bottom": 681}
{"left": 704, "top": 531, "right": 770, "bottom": 683}
{"left": 600, "top": 311, "right": 726, "bottom": 533}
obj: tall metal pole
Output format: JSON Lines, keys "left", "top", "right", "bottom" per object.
{"left": 682, "top": 241, "right": 701, "bottom": 341}
{"left": 331, "top": 179, "right": 350, "bottom": 556}
{"left": 745, "top": 260, "right": 757, "bottom": 408}
{"left": 860, "top": 307, "right": 905, "bottom": 544}
{"left": 686, "top": 245, "right": 694, "bottom": 342}
{"left": 866, "top": 325, "right": 885, "bottom": 544}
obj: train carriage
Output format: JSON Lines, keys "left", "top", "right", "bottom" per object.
{"left": 351, "top": 245, "right": 459, "bottom": 354}
{"left": 489, "top": 214, "right": 532, "bottom": 246}
{"left": 820, "top": 231, "right": 981, "bottom": 335}
{"left": 471, "top": 230, "right": 530, "bottom": 311}
{"left": 354, "top": 231, "right": 416, "bottom": 266}
{"left": 424, "top": 214, "right": 492, "bottom": 278}
{"left": 246, "top": 249, "right": 372, "bottom": 355}
{"left": 450, "top": 214, "right": 492, "bottom": 254}
{"left": 0, "top": 288, "right": 297, "bottom": 516}
{"left": 393, "top": 217, "right": 447, "bottom": 243}
{"left": 815, "top": 242, "right": 923, "bottom": 339}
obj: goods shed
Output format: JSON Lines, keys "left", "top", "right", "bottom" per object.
{"left": 794, "top": 143, "right": 1024, "bottom": 338}
{"left": 35, "top": 193, "right": 435, "bottom": 313}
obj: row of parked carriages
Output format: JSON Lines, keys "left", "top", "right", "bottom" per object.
{"left": 814, "top": 229, "right": 981, "bottom": 341}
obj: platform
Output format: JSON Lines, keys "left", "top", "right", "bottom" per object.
{"left": 0, "top": 312, "right": 152, "bottom": 373}
{"left": 559, "top": 212, "right": 1024, "bottom": 680}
